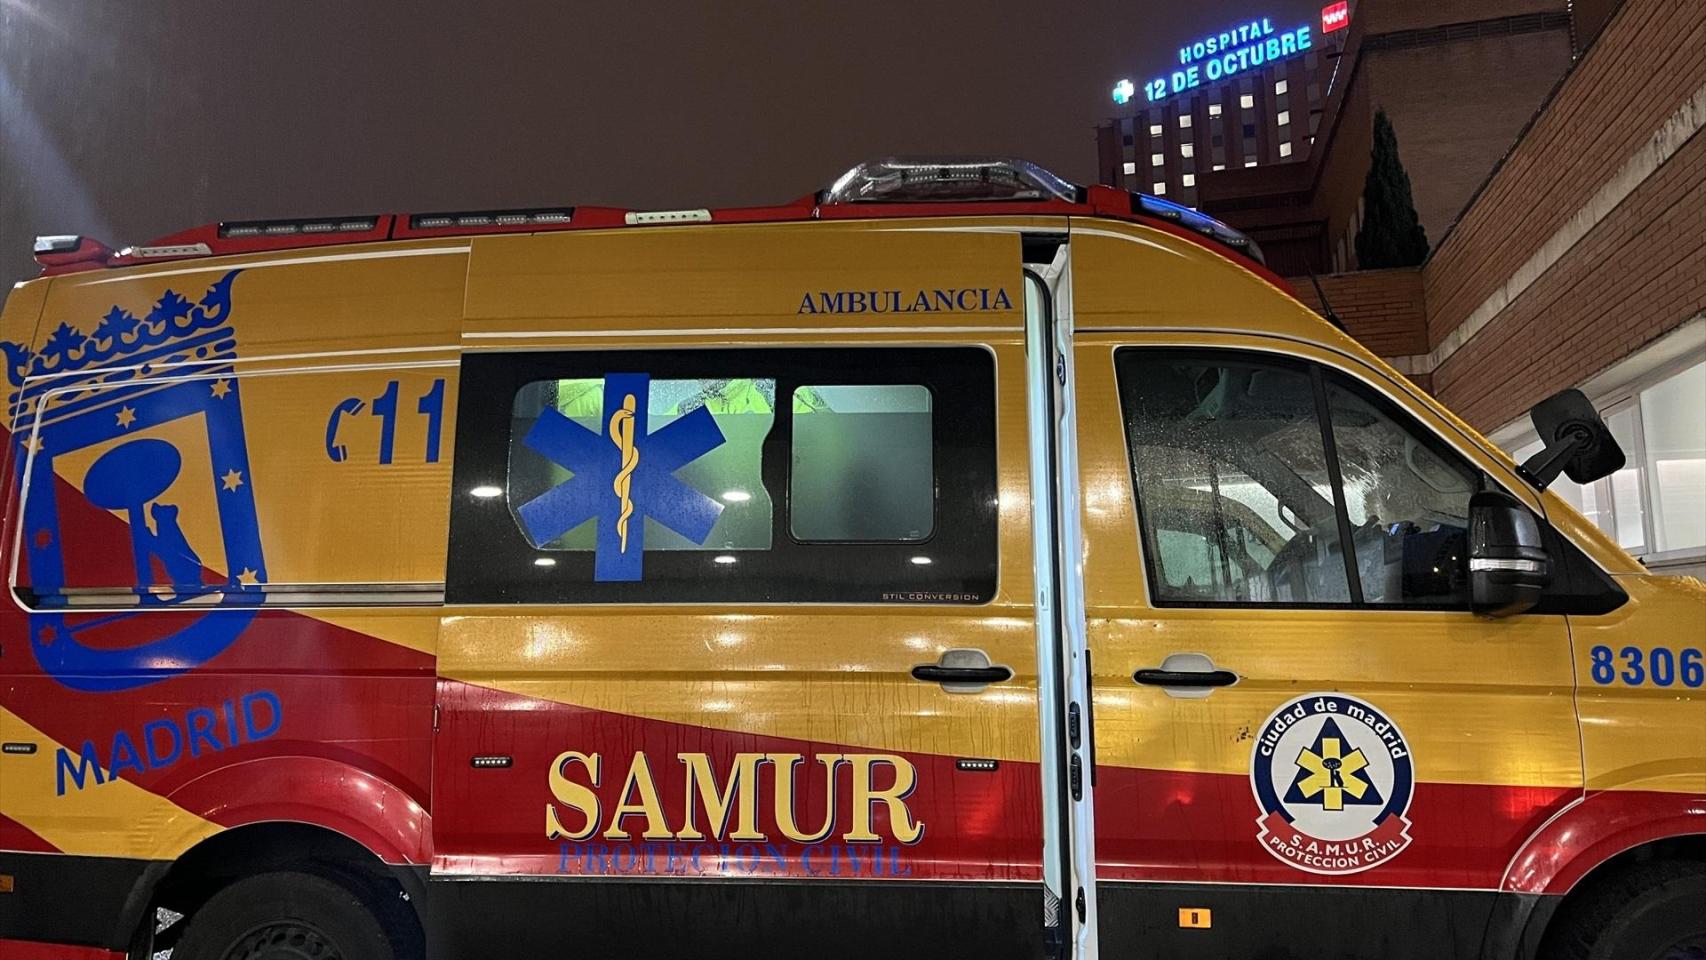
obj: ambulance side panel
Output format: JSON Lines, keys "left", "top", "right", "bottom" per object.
{"left": 0, "top": 245, "right": 463, "bottom": 951}
{"left": 426, "top": 222, "right": 1050, "bottom": 958}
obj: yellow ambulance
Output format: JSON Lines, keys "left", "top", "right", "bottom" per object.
{"left": 0, "top": 158, "right": 1700, "bottom": 960}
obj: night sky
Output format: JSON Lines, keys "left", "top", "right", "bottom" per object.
{"left": 0, "top": 0, "right": 1322, "bottom": 284}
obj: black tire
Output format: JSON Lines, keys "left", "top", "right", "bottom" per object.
{"left": 171, "top": 869, "right": 407, "bottom": 960}
{"left": 1543, "top": 861, "right": 1706, "bottom": 960}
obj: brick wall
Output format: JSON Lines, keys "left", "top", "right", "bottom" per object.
{"left": 1430, "top": 130, "right": 1706, "bottom": 428}
{"left": 1369, "top": 30, "right": 1572, "bottom": 244}
{"left": 1356, "top": 0, "right": 1566, "bottom": 33}
{"left": 1421, "top": 0, "right": 1706, "bottom": 429}
{"left": 1289, "top": 268, "right": 1429, "bottom": 357}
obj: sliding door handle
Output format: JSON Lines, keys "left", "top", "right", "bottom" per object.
{"left": 912, "top": 665, "right": 1014, "bottom": 684}
{"left": 1134, "top": 653, "right": 1237, "bottom": 699}
{"left": 912, "top": 649, "right": 1012, "bottom": 692}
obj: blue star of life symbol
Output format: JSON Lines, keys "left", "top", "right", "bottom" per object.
{"left": 515, "top": 373, "right": 726, "bottom": 582}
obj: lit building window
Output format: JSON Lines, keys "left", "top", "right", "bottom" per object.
{"left": 1212, "top": 164, "right": 1226, "bottom": 171}
{"left": 1279, "top": 141, "right": 1294, "bottom": 158}
{"left": 1240, "top": 93, "right": 1255, "bottom": 109}
{"left": 1122, "top": 161, "right": 1137, "bottom": 175}
{"left": 1182, "top": 173, "right": 1196, "bottom": 187}
{"left": 1209, "top": 103, "right": 1223, "bottom": 117}
{"left": 1181, "top": 143, "right": 1195, "bottom": 158}
{"left": 1275, "top": 79, "right": 1289, "bottom": 95}
{"left": 1277, "top": 110, "right": 1291, "bottom": 127}
{"left": 1153, "top": 182, "right": 1167, "bottom": 195}
{"left": 1505, "top": 359, "right": 1706, "bottom": 562}
{"left": 1149, "top": 123, "right": 1162, "bottom": 137}
{"left": 1152, "top": 152, "right": 1164, "bottom": 166}
{"left": 1245, "top": 159, "right": 1258, "bottom": 168}
{"left": 1179, "top": 114, "right": 1192, "bottom": 128}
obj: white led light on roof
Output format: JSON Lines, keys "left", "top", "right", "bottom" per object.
{"left": 122, "top": 243, "right": 213, "bottom": 259}
{"left": 624, "top": 209, "right": 712, "bottom": 225}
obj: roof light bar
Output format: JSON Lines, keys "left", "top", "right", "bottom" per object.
{"left": 1134, "top": 193, "right": 1263, "bottom": 261}
{"left": 408, "top": 208, "right": 574, "bottom": 230}
{"left": 822, "top": 157, "right": 1083, "bottom": 205}
{"left": 220, "top": 217, "right": 378, "bottom": 239}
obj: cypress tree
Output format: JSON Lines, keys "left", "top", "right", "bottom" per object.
{"left": 1354, "top": 109, "right": 1430, "bottom": 268}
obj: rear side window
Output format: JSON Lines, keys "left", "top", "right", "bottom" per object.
{"left": 790, "top": 384, "right": 934, "bottom": 542}
{"left": 507, "top": 377, "right": 778, "bottom": 554}
{"left": 448, "top": 348, "right": 995, "bottom": 604}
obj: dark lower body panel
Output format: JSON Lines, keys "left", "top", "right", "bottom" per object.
{"left": 1098, "top": 880, "right": 1557, "bottom": 960}
{"left": 425, "top": 877, "right": 1046, "bottom": 960}
{"left": 1, "top": 853, "right": 1560, "bottom": 960}
{"left": 0, "top": 851, "right": 162, "bottom": 952}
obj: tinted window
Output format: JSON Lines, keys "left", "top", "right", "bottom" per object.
{"left": 508, "top": 377, "right": 776, "bottom": 553}
{"left": 448, "top": 348, "right": 997, "bottom": 604}
{"left": 790, "top": 384, "right": 933, "bottom": 541}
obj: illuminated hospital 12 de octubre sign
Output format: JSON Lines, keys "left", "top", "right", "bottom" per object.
{"left": 1111, "top": 14, "right": 1316, "bottom": 105}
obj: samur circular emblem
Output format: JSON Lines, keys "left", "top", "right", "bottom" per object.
{"left": 1251, "top": 693, "right": 1415, "bottom": 875}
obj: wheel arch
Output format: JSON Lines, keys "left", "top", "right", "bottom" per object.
{"left": 1502, "top": 790, "right": 1705, "bottom": 896}
{"left": 121, "top": 820, "right": 429, "bottom": 957}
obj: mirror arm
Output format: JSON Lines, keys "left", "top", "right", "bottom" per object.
{"left": 1519, "top": 432, "right": 1587, "bottom": 490}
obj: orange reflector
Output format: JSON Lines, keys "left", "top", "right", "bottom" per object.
{"left": 1178, "top": 907, "right": 1211, "bottom": 929}
{"left": 0, "top": 874, "right": 13, "bottom": 893}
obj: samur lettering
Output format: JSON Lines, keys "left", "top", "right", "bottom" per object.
{"left": 546, "top": 750, "right": 925, "bottom": 846}
{"left": 56, "top": 690, "right": 282, "bottom": 796}
{"left": 796, "top": 288, "right": 1012, "bottom": 315}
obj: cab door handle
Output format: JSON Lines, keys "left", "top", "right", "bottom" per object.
{"left": 1134, "top": 668, "right": 1238, "bottom": 687}
{"left": 912, "top": 648, "right": 1013, "bottom": 692}
{"left": 1134, "top": 653, "right": 1237, "bottom": 699}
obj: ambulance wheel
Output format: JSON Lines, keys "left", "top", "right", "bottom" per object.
{"left": 170, "top": 869, "right": 412, "bottom": 960}
{"left": 1544, "top": 861, "right": 1706, "bottom": 960}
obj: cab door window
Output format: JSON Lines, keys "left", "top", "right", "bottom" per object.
{"left": 1324, "top": 377, "right": 1478, "bottom": 605}
{"left": 1116, "top": 348, "right": 1484, "bottom": 609}
{"left": 1116, "top": 352, "right": 1353, "bottom": 604}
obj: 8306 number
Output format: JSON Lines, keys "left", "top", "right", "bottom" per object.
{"left": 1589, "top": 644, "right": 1705, "bottom": 688}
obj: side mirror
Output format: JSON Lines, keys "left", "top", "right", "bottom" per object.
{"left": 1520, "top": 388, "right": 1624, "bottom": 489}
{"left": 1468, "top": 491, "right": 1550, "bottom": 618}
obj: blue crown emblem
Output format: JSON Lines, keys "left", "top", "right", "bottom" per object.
{"left": 4, "top": 270, "right": 239, "bottom": 421}
{"left": 9, "top": 270, "right": 266, "bottom": 692}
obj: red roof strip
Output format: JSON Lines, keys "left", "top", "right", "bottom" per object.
{"left": 40, "top": 191, "right": 1281, "bottom": 293}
